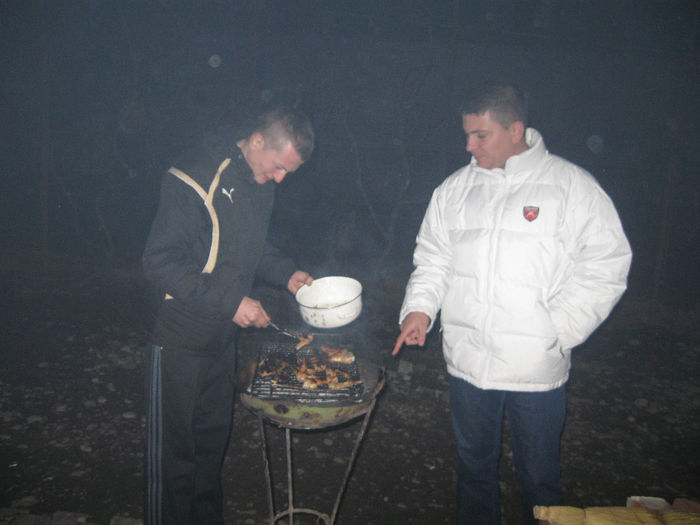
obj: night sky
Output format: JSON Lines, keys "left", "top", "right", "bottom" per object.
{"left": 1, "top": 0, "right": 698, "bottom": 308}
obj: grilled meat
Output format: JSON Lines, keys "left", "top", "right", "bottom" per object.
{"left": 295, "top": 333, "right": 314, "bottom": 350}
{"left": 320, "top": 345, "right": 355, "bottom": 364}
{"left": 257, "top": 345, "right": 361, "bottom": 391}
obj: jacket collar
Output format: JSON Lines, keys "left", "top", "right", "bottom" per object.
{"left": 471, "top": 127, "right": 547, "bottom": 176}
{"left": 230, "top": 152, "right": 258, "bottom": 186}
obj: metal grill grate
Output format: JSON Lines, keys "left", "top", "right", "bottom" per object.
{"left": 248, "top": 341, "right": 364, "bottom": 403}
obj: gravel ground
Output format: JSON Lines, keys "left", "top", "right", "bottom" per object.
{"left": 1, "top": 265, "right": 698, "bottom": 524}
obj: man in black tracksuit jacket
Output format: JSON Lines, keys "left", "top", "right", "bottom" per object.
{"left": 142, "top": 106, "right": 314, "bottom": 524}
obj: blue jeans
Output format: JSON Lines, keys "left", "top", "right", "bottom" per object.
{"left": 449, "top": 376, "right": 565, "bottom": 525}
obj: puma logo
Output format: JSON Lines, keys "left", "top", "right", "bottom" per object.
{"left": 222, "top": 187, "right": 234, "bottom": 203}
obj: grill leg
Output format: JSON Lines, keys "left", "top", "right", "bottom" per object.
{"left": 258, "top": 415, "right": 275, "bottom": 524}
{"left": 258, "top": 418, "right": 331, "bottom": 525}
{"left": 329, "top": 396, "right": 378, "bottom": 524}
{"left": 285, "top": 427, "right": 294, "bottom": 525}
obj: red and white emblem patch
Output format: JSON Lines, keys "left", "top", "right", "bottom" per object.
{"left": 523, "top": 206, "right": 539, "bottom": 222}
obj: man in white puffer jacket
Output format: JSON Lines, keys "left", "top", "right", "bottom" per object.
{"left": 392, "top": 83, "right": 631, "bottom": 525}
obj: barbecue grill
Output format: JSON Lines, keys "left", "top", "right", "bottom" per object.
{"left": 239, "top": 333, "right": 385, "bottom": 525}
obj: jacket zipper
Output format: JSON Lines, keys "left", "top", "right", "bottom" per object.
{"left": 481, "top": 172, "right": 509, "bottom": 378}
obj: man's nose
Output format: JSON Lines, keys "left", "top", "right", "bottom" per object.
{"left": 466, "top": 136, "right": 476, "bottom": 152}
{"left": 272, "top": 170, "right": 287, "bottom": 183}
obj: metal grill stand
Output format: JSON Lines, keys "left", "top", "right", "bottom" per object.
{"left": 256, "top": 394, "right": 378, "bottom": 525}
{"left": 240, "top": 358, "right": 384, "bottom": 525}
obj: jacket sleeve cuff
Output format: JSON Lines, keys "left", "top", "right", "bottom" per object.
{"left": 399, "top": 302, "right": 437, "bottom": 332}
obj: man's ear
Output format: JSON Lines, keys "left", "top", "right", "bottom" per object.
{"left": 509, "top": 121, "right": 525, "bottom": 144}
{"left": 250, "top": 132, "right": 265, "bottom": 150}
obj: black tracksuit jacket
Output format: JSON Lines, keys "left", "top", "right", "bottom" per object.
{"left": 142, "top": 130, "right": 297, "bottom": 354}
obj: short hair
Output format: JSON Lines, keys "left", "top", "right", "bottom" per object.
{"left": 460, "top": 82, "right": 528, "bottom": 129}
{"left": 253, "top": 106, "right": 314, "bottom": 162}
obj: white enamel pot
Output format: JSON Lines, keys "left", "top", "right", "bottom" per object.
{"left": 295, "top": 276, "right": 362, "bottom": 328}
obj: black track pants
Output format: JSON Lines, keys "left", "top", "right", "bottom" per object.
{"left": 145, "top": 344, "right": 235, "bottom": 525}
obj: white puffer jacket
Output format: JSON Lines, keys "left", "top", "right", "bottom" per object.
{"left": 399, "top": 129, "right": 632, "bottom": 391}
